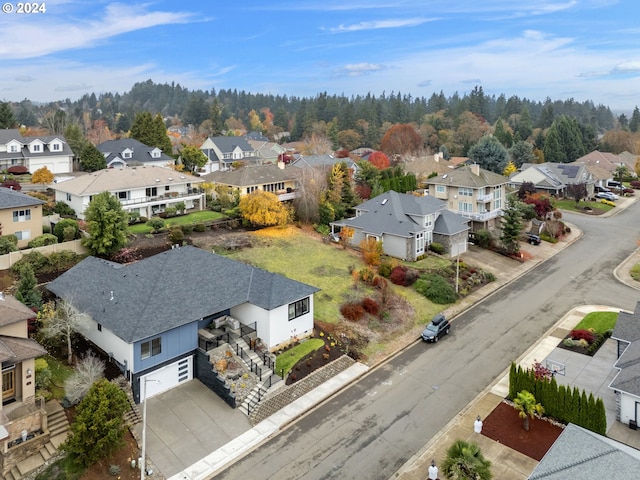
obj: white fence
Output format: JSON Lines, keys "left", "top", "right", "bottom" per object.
{"left": 0, "top": 239, "right": 87, "bottom": 270}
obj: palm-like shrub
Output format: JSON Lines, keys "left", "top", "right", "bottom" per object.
{"left": 441, "top": 439, "right": 493, "bottom": 480}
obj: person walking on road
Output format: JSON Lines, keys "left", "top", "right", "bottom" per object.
{"left": 428, "top": 459, "right": 439, "bottom": 480}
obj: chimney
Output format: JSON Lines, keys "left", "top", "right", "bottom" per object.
{"left": 470, "top": 164, "right": 480, "bottom": 176}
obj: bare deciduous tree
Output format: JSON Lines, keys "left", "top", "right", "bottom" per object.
{"left": 41, "top": 299, "right": 89, "bottom": 365}
{"left": 64, "top": 352, "right": 106, "bottom": 406}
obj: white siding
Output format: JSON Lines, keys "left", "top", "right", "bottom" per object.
{"left": 79, "top": 317, "right": 133, "bottom": 373}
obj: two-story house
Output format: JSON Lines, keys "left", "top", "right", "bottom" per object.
{"left": 508, "top": 162, "right": 595, "bottom": 198}
{"left": 199, "top": 136, "right": 259, "bottom": 173}
{"left": 423, "top": 164, "right": 507, "bottom": 232}
{"left": 0, "top": 188, "right": 45, "bottom": 248}
{"left": 200, "top": 164, "right": 300, "bottom": 202}
{"left": 96, "top": 138, "right": 175, "bottom": 168}
{"left": 0, "top": 130, "right": 74, "bottom": 174}
{"left": 51, "top": 166, "right": 205, "bottom": 220}
{"left": 330, "top": 190, "right": 469, "bottom": 260}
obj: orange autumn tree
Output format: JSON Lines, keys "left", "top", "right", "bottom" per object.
{"left": 239, "top": 190, "right": 291, "bottom": 227}
{"left": 339, "top": 226, "right": 354, "bottom": 249}
{"left": 360, "top": 237, "right": 383, "bottom": 266}
{"left": 368, "top": 151, "right": 390, "bottom": 170}
{"left": 31, "top": 166, "right": 54, "bottom": 184}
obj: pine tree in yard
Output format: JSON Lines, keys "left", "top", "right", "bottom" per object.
{"left": 15, "top": 264, "right": 42, "bottom": 309}
{"left": 500, "top": 194, "right": 524, "bottom": 255}
{"left": 82, "top": 191, "right": 129, "bottom": 258}
{"left": 80, "top": 143, "right": 107, "bottom": 172}
{"left": 63, "top": 379, "right": 129, "bottom": 468}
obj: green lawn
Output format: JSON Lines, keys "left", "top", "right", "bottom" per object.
{"left": 275, "top": 338, "right": 324, "bottom": 375}
{"left": 42, "top": 354, "right": 74, "bottom": 400}
{"left": 574, "top": 311, "right": 618, "bottom": 332}
{"left": 554, "top": 198, "right": 615, "bottom": 213}
{"left": 226, "top": 229, "right": 441, "bottom": 327}
{"left": 128, "top": 211, "right": 224, "bottom": 234}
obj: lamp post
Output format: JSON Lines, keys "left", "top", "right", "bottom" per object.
{"left": 141, "top": 378, "right": 160, "bottom": 480}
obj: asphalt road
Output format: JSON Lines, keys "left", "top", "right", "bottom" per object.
{"left": 214, "top": 204, "right": 640, "bottom": 480}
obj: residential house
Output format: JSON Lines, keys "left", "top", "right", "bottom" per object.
{"left": 508, "top": 162, "right": 595, "bottom": 198}
{"left": 528, "top": 423, "right": 640, "bottom": 479}
{"left": 201, "top": 164, "right": 299, "bottom": 201}
{"left": 618, "top": 151, "right": 639, "bottom": 176}
{"left": 609, "top": 301, "right": 640, "bottom": 428}
{"left": 46, "top": 246, "right": 319, "bottom": 403}
{"left": 289, "top": 154, "right": 359, "bottom": 178}
{"left": 199, "top": 136, "right": 259, "bottom": 173}
{"left": 247, "top": 138, "right": 285, "bottom": 165}
{"left": 96, "top": 138, "right": 175, "bottom": 168}
{"left": 0, "top": 293, "right": 47, "bottom": 474}
{"left": 0, "top": 129, "right": 73, "bottom": 174}
{"left": 401, "top": 152, "right": 454, "bottom": 184}
{"left": 424, "top": 164, "right": 506, "bottom": 232}
{"left": 0, "top": 187, "right": 45, "bottom": 248}
{"left": 51, "top": 165, "right": 205, "bottom": 220}
{"left": 573, "top": 151, "right": 625, "bottom": 177}
{"left": 330, "top": 190, "right": 469, "bottom": 260}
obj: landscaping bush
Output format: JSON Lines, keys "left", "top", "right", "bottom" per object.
{"left": 372, "top": 276, "right": 388, "bottom": 290}
{"left": 53, "top": 218, "right": 80, "bottom": 243}
{"left": 194, "top": 222, "right": 206, "bottom": 232}
{"left": 362, "top": 297, "right": 380, "bottom": 316}
{"left": 340, "top": 303, "right": 366, "bottom": 321}
{"left": 570, "top": 329, "right": 596, "bottom": 344}
{"left": 146, "top": 216, "right": 165, "bottom": 233}
{"left": 28, "top": 233, "right": 59, "bottom": 248}
{"left": 168, "top": 226, "right": 184, "bottom": 244}
{"left": 377, "top": 261, "right": 393, "bottom": 278}
{"left": 563, "top": 338, "right": 576, "bottom": 347}
{"left": 7, "top": 165, "right": 29, "bottom": 174}
{"left": 414, "top": 274, "right": 458, "bottom": 304}
{"left": 0, "top": 179, "right": 21, "bottom": 190}
{"left": 630, "top": 180, "right": 640, "bottom": 189}
{"left": 181, "top": 224, "right": 194, "bottom": 234}
{"left": 0, "top": 235, "right": 18, "bottom": 254}
{"left": 53, "top": 201, "right": 76, "bottom": 217}
{"left": 428, "top": 242, "right": 445, "bottom": 254}
{"left": 473, "top": 229, "right": 493, "bottom": 248}
{"left": 389, "top": 265, "right": 419, "bottom": 286}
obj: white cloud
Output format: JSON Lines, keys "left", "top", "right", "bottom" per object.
{"left": 330, "top": 18, "right": 434, "bottom": 33}
{"left": 613, "top": 61, "right": 640, "bottom": 73}
{"left": 0, "top": 3, "right": 195, "bottom": 59}
{"left": 336, "top": 62, "right": 387, "bottom": 77}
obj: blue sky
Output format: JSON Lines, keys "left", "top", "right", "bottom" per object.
{"left": 0, "top": 0, "right": 638, "bottom": 112}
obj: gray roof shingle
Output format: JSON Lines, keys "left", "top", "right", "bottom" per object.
{"left": 0, "top": 187, "right": 45, "bottom": 209}
{"left": 47, "top": 246, "right": 319, "bottom": 343}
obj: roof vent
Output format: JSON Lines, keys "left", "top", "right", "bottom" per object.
{"left": 109, "top": 291, "right": 114, "bottom": 301}
{"left": 442, "top": 174, "right": 447, "bottom": 179}
{"left": 381, "top": 198, "right": 388, "bottom": 205}
{"left": 155, "top": 179, "right": 160, "bottom": 182}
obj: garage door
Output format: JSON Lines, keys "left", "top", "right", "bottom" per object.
{"left": 140, "top": 356, "right": 193, "bottom": 401}
{"left": 451, "top": 240, "right": 468, "bottom": 257}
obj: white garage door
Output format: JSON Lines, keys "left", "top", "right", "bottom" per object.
{"left": 451, "top": 240, "right": 468, "bottom": 257}
{"left": 140, "top": 356, "right": 193, "bottom": 401}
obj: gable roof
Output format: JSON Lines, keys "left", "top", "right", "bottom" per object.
{"left": 528, "top": 423, "right": 640, "bottom": 479}
{"left": 289, "top": 154, "right": 357, "bottom": 171}
{"left": 0, "top": 129, "right": 74, "bottom": 159}
{"left": 609, "top": 302, "right": 640, "bottom": 397}
{"left": 611, "top": 301, "right": 640, "bottom": 343}
{"left": 433, "top": 209, "right": 471, "bottom": 235}
{"left": 335, "top": 191, "right": 449, "bottom": 238}
{"left": 96, "top": 138, "right": 173, "bottom": 165}
{"left": 51, "top": 166, "right": 202, "bottom": 196}
{"left": 574, "top": 150, "right": 622, "bottom": 173}
{"left": 201, "top": 164, "right": 297, "bottom": 187}
{"left": 0, "top": 294, "right": 36, "bottom": 327}
{"left": 0, "top": 336, "right": 47, "bottom": 363}
{"left": 0, "top": 187, "right": 45, "bottom": 209}
{"left": 401, "top": 154, "right": 454, "bottom": 180}
{"left": 204, "top": 136, "right": 254, "bottom": 154}
{"left": 47, "top": 246, "right": 319, "bottom": 343}
{"left": 426, "top": 164, "right": 507, "bottom": 188}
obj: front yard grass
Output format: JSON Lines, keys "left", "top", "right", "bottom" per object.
{"left": 43, "top": 354, "right": 74, "bottom": 400}
{"left": 128, "top": 210, "right": 224, "bottom": 234}
{"left": 554, "top": 198, "right": 615, "bottom": 213}
{"left": 275, "top": 338, "right": 324, "bottom": 376}
{"left": 574, "top": 311, "right": 618, "bottom": 332}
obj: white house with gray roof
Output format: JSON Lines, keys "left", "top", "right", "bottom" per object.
{"left": 51, "top": 165, "right": 205, "bottom": 220}
{"left": 96, "top": 138, "right": 174, "bottom": 168}
{"left": 508, "top": 162, "right": 595, "bottom": 198}
{"left": 0, "top": 129, "right": 74, "bottom": 174}
{"left": 199, "top": 136, "right": 259, "bottom": 173}
{"left": 47, "top": 246, "right": 319, "bottom": 403}
{"left": 330, "top": 190, "right": 469, "bottom": 261}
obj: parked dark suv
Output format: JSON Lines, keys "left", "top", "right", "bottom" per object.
{"left": 421, "top": 314, "right": 450, "bottom": 343}
{"left": 526, "top": 233, "right": 541, "bottom": 245}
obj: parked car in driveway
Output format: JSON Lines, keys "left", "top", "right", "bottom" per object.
{"left": 595, "top": 191, "right": 619, "bottom": 201}
{"left": 526, "top": 233, "right": 541, "bottom": 245}
{"left": 421, "top": 314, "right": 450, "bottom": 343}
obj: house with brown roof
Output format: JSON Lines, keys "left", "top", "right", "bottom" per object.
{"left": 201, "top": 164, "right": 300, "bottom": 201}
{"left": 573, "top": 151, "right": 625, "bottom": 176}
{"left": 51, "top": 165, "right": 205, "bottom": 220}
{"left": 400, "top": 153, "right": 454, "bottom": 183}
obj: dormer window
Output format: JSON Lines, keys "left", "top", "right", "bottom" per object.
{"left": 151, "top": 148, "right": 161, "bottom": 158}
{"left": 123, "top": 151, "right": 132, "bottom": 159}
{"left": 9, "top": 145, "right": 18, "bottom": 153}
{"left": 32, "top": 144, "right": 42, "bottom": 152}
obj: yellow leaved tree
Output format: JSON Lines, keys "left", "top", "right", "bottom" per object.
{"left": 31, "top": 166, "right": 54, "bottom": 185}
{"left": 239, "top": 190, "right": 291, "bottom": 227}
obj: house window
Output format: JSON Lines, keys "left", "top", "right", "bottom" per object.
{"left": 246, "top": 186, "right": 258, "bottom": 194}
{"left": 32, "top": 144, "right": 41, "bottom": 152}
{"left": 14, "top": 230, "right": 31, "bottom": 241}
{"left": 435, "top": 185, "right": 446, "bottom": 193}
{"left": 141, "top": 337, "right": 161, "bottom": 359}
{"left": 97, "top": 323, "right": 102, "bottom": 331}
{"left": 145, "top": 187, "right": 158, "bottom": 197}
{"left": 66, "top": 193, "right": 71, "bottom": 202}
{"left": 165, "top": 185, "right": 170, "bottom": 191}
{"left": 288, "top": 297, "right": 310, "bottom": 321}
{"left": 425, "top": 214, "right": 433, "bottom": 228}
{"left": 123, "top": 151, "right": 132, "bottom": 159}
{"left": 416, "top": 232, "right": 425, "bottom": 254}
{"left": 118, "top": 191, "right": 128, "bottom": 200}
{"left": 459, "top": 187, "right": 473, "bottom": 197}
{"left": 52, "top": 143, "right": 61, "bottom": 151}
{"left": 13, "top": 209, "right": 31, "bottom": 222}
{"left": 458, "top": 202, "right": 473, "bottom": 213}
{"left": 9, "top": 145, "right": 18, "bottom": 153}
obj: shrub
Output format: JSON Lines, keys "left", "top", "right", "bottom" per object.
{"left": 28, "top": 233, "right": 59, "bottom": 248}
{"left": 146, "top": 216, "right": 165, "bottom": 233}
{"left": 53, "top": 201, "right": 76, "bottom": 217}
{"left": 473, "top": 229, "right": 494, "bottom": 248}
{"left": 372, "top": 276, "right": 388, "bottom": 290}
{"left": 53, "top": 218, "right": 80, "bottom": 243}
{"left": 0, "top": 235, "right": 18, "bottom": 254}
{"left": 575, "top": 338, "right": 589, "bottom": 348}
{"left": 340, "top": 303, "right": 366, "bottom": 321}
{"left": 168, "top": 226, "right": 184, "bottom": 244}
{"left": 362, "top": 297, "right": 380, "bottom": 316}
{"left": 139, "top": 216, "right": 148, "bottom": 223}
{"left": 630, "top": 180, "right": 640, "bottom": 189}
{"left": 429, "top": 242, "right": 445, "bottom": 254}
{"left": 181, "top": 224, "right": 194, "bottom": 234}
{"left": 358, "top": 266, "right": 376, "bottom": 283}
{"left": 563, "top": 338, "right": 576, "bottom": 347}
{"left": 600, "top": 199, "right": 615, "bottom": 207}
{"left": 414, "top": 274, "right": 457, "bottom": 304}
{"left": 35, "top": 357, "right": 52, "bottom": 391}
{"left": 0, "top": 179, "right": 21, "bottom": 190}
{"left": 194, "top": 222, "right": 206, "bottom": 232}
{"left": 389, "top": 265, "right": 419, "bottom": 286}
{"left": 7, "top": 165, "right": 29, "bottom": 174}
{"left": 570, "top": 329, "right": 596, "bottom": 344}
{"left": 11, "top": 251, "right": 48, "bottom": 275}
{"left": 315, "top": 223, "right": 330, "bottom": 236}
{"left": 63, "top": 352, "right": 106, "bottom": 406}
{"left": 378, "top": 261, "right": 393, "bottom": 278}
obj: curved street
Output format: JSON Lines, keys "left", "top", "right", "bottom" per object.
{"left": 214, "top": 202, "right": 640, "bottom": 480}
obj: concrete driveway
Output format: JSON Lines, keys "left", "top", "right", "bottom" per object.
{"left": 134, "top": 380, "right": 252, "bottom": 478}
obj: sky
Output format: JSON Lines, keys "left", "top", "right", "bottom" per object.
{"left": 0, "top": 0, "right": 638, "bottom": 112}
